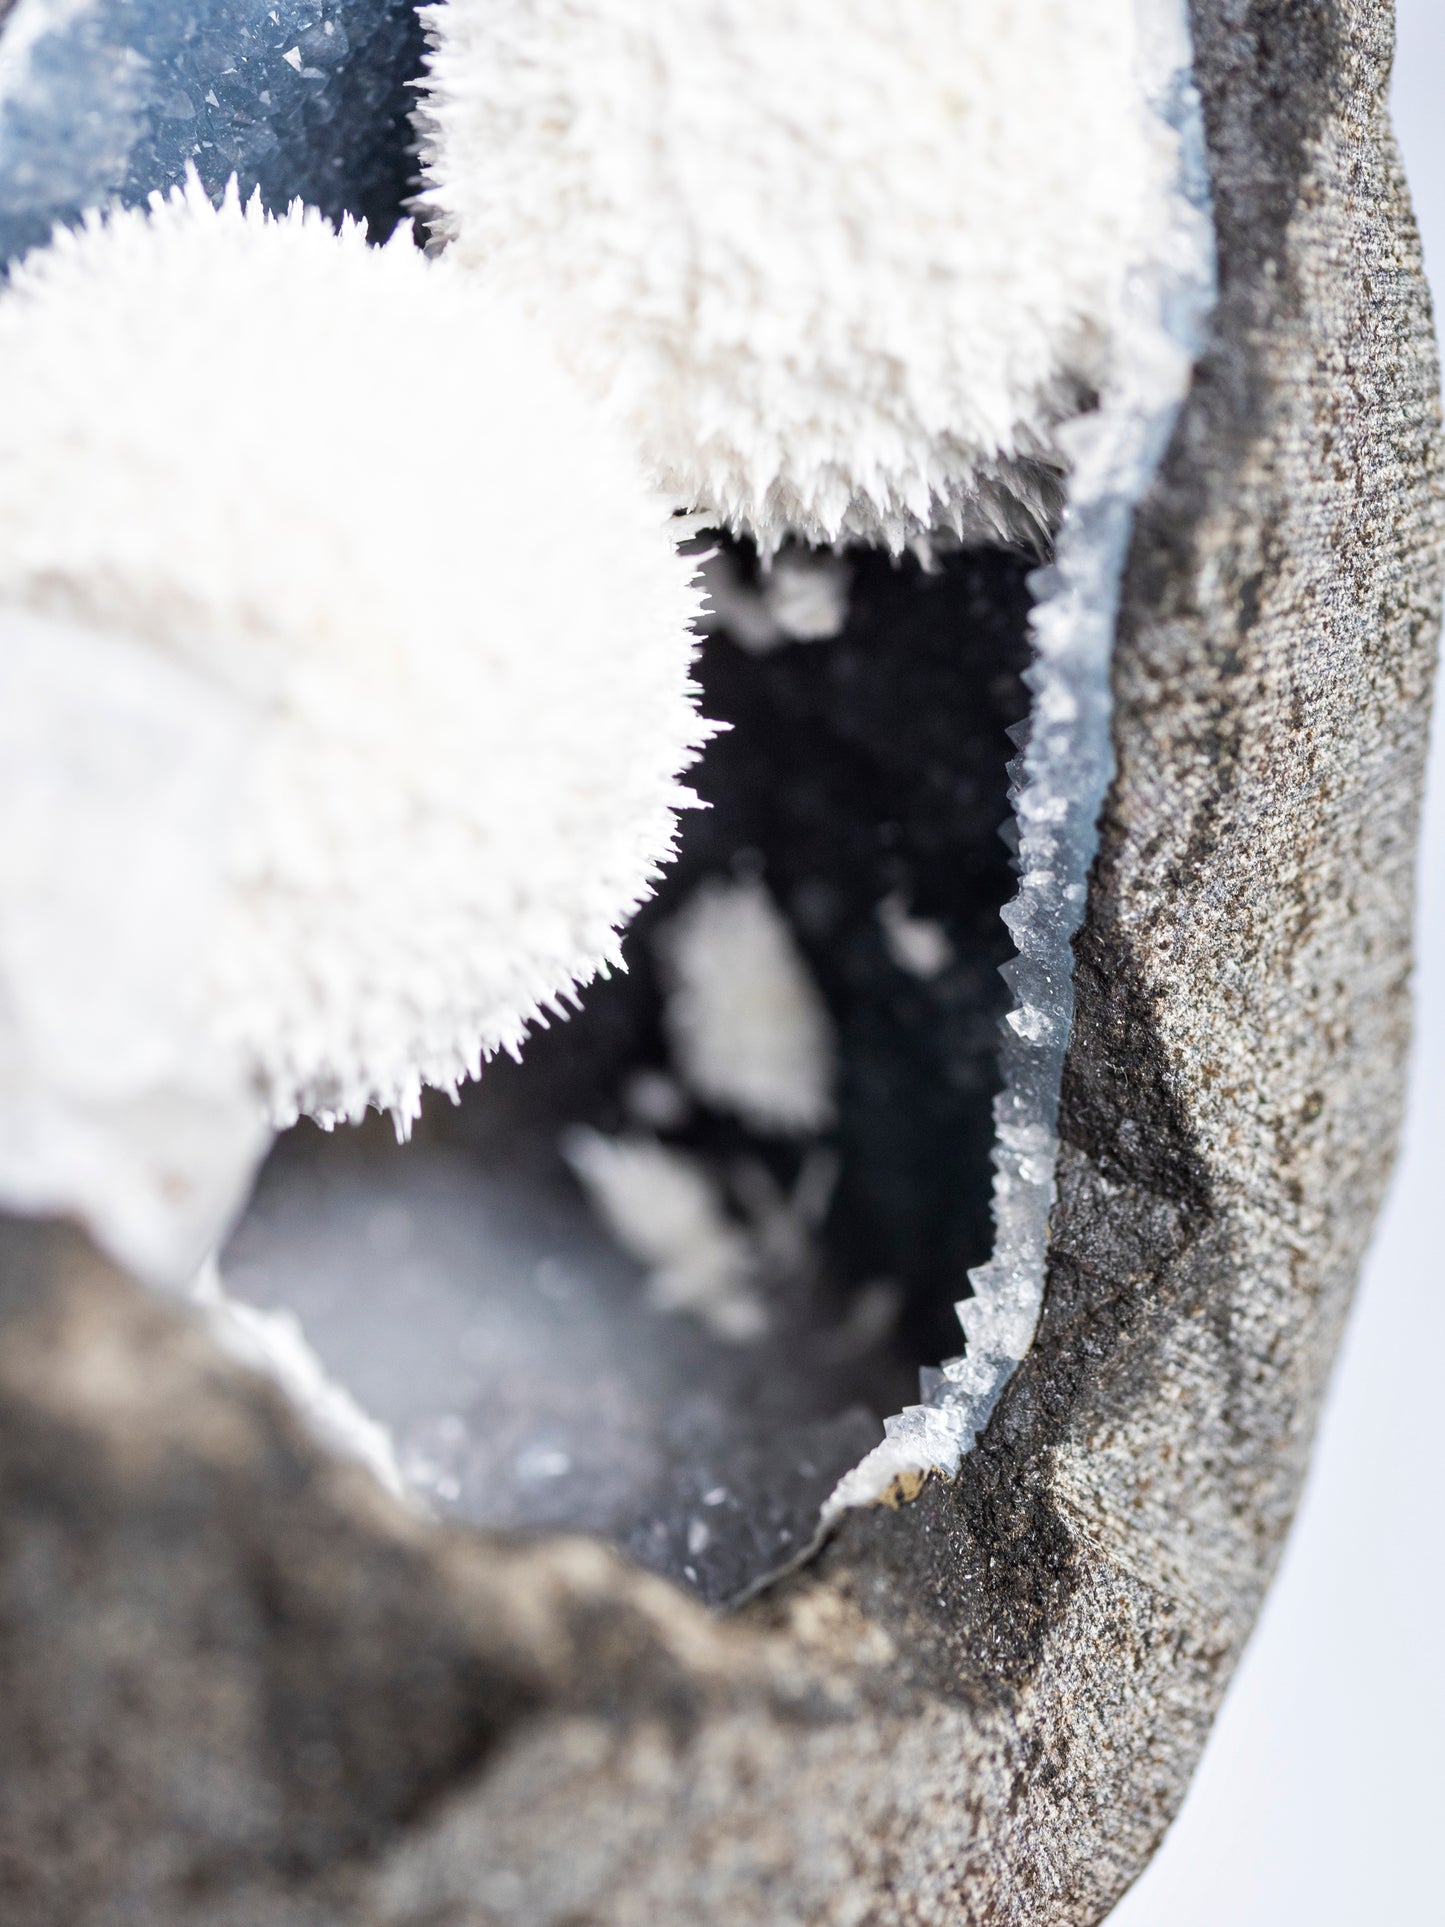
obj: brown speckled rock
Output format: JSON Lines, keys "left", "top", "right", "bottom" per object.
{"left": 0, "top": 1, "right": 1439, "bottom": 1922}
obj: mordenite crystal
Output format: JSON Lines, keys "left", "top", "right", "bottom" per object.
{"left": 416, "top": 0, "right": 1180, "bottom": 555}
{"left": 0, "top": 179, "right": 707, "bottom": 1280}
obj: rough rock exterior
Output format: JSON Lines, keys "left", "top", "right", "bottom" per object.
{"left": 0, "top": 0, "right": 1440, "bottom": 1922}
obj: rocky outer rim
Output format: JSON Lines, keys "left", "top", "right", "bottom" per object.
{"left": 1, "top": 1, "right": 1440, "bottom": 1922}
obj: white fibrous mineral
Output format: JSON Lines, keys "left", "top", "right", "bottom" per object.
{"left": 417, "top": 0, "right": 1176, "bottom": 553}
{"left": 562, "top": 1128, "right": 766, "bottom": 1342}
{"left": 0, "top": 175, "right": 708, "bottom": 1196}
{"left": 658, "top": 877, "right": 836, "bottom": 1136}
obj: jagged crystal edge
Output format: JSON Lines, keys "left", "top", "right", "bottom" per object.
{"left": 0, "top": 0, "right": 421, "bottom": 271}
{"left": 826, "top": 0, "right": 1217, "bottom": 1518}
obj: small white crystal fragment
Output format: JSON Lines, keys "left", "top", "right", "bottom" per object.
{"left": 763, "top": 552, "right": 850, "bottom": 642}
{"left": 1006, "top": 1004, "right": 1053, "bottom": 1043}
{"left": 698, "top": 549, "right": 784, "bottom": 654}
{"left": 622, "top": 1069, "right": 690, "bottom": 1132}
{"left": 658, "top": 877, "right": 836, "bottom": 1136}
{"left": 877, "top": 893, "right": 953, "bottom": 980}
{"left": 562, "top": 1127, "right": 766, "bottom": 1341}
{"left": 515, "top": 1442, "right": 572, "bottom": 1480}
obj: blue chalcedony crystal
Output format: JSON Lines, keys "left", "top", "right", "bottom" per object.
{"left": 0, "top": 0, "right": 423, "bottom": 269}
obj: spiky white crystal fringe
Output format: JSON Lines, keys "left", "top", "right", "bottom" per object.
{"left": 825, "top": 0, "right": 1217, "bottom": 1515}
{"left": 0, "top": 175, "right": 708, "bottom": 1161}
{"left": 416, "top": 0, "right": 1176, "bottom": 557}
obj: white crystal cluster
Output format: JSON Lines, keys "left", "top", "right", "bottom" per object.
{"left": 418, "top": 0, "right": 1177, "bottom": 556}
{"left": 827, "top": 0, "right": 1216, "bottom": 1514}
{"left": 564, "top": 874, "right": 839, "bottom": 1342}
{"left": 0, "top": 177, "right": 706, "bottom": 1277}
{"left": 562, "top": 1128, "right": 766, "bottom": 1342}
{"left": 697, "top": 549, "right": 851, "bottom": 656}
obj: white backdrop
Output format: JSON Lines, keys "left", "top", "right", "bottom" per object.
{"left": 1108, "top": 5, "right": 1445, "bottom": 1921}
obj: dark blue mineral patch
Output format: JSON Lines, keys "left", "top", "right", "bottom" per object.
{"left": 0, "top": 0, "right": 424, "bottom": 268}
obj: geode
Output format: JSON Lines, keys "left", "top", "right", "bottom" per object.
{"left": 0, "top": 0, "right": 1440, "bottom": 1922}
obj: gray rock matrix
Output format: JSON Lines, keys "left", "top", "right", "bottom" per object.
{"left": 0, "top": 0, "right": 1440, "bottom": 1922}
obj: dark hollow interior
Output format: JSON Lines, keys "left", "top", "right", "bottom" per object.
{"left": 223, "top": 539, "right": 1035, "bottom": 1604}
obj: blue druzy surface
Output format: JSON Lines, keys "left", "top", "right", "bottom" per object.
{"left": 0, "top": 0, "right": 423, "bottom": 268}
